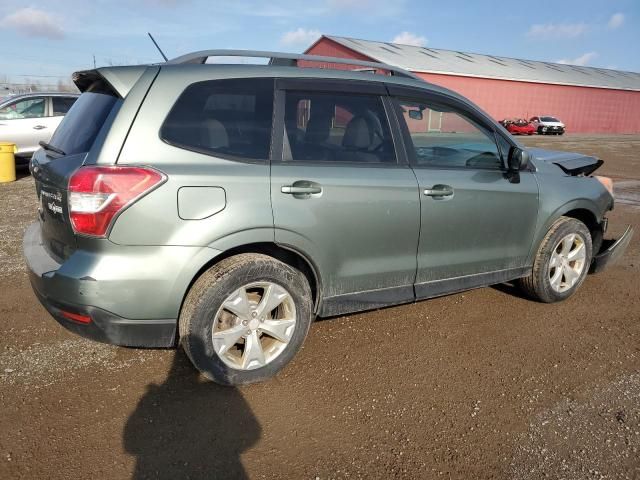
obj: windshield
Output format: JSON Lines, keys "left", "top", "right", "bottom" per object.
{"left": 48, "top": 91, "right": 121, "bottom": 155}
{"left": 541, "top": 116, "right": 560, "bottom": 122}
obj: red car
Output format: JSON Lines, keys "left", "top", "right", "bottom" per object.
{"left": 500, "top": 118, "right": 536, "bottom": 135}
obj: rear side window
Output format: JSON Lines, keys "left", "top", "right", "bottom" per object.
{"left": 161, "top": 78, "right": 274, "bottom": 161}
{"left": 49, "top": 90, "right": 120, "bottom": 155}
{"left": 52, "top": 96, "right": 77, "bottom": 116}
{"left": 282, "top": 91, "right": 396, "bottom": 164}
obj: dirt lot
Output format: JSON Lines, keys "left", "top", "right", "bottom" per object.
{"left": 0, "top": 135, "right": 638, "bottom": 480}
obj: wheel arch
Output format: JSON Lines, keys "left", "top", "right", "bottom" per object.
{"left": 529, "top": 200, "right": 604, "bottom": 265}
{"left": 179, "top": 242, "right": 322, "bottom": 323}
{"left": 562, "top": 207, "right": 603, "bottom": 254}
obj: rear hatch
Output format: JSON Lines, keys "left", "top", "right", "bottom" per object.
{"left": 31, "top": 76, "right": 123, "bottom": 262}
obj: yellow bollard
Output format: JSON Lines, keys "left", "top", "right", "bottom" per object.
{"left": 0, "top": 142, "right": 17, "bottom": 183}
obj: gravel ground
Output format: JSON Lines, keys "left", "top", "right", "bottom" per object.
{"left": 0, "top": 174, "right": 36, "bottom": 278}
{"left": 0, "top": 135, "right": 638, "bottom": 480}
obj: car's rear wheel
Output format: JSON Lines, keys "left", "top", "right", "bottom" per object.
{"left": 519, "top": 217, "right": 592, "bottom": 303}
{"left": 179, "top": 253, "right": 313, "bottom": 385}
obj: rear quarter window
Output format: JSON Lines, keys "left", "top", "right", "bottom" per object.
{"left": 160, "top": 78, "right": 274, "bottom": 161}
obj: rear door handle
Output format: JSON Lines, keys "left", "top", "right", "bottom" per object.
{"left": 33, "top": 125, "right": 47, "bottom": 130}
{"left": 424, "top": 185, "right": 454, "bottom": 197}
{"left": 281, "top": 184, "right": 322, "bottom": 195}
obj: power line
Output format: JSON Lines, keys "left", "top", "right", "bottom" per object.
{"left": 6, "top": 74, "right": 72, "bottom": 79}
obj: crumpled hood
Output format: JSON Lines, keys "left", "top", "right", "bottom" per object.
{"left": 528, "top": 147, "right": 604, "bottom": 176}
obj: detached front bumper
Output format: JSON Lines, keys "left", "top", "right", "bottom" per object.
{"left": 591, "top": 225, "right": 634, "bottom": 273}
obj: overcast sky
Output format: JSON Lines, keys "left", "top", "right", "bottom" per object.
{"left": 1, "top": 0, "right": 638, "bottom": 86}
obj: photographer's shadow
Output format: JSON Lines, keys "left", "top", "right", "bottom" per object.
{"left": 124, "top": 336, "right": 260, "bottom": 480}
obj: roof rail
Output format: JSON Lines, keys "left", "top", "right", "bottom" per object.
{"left": 167, "top": 49, "right": 423, "bottom": 81}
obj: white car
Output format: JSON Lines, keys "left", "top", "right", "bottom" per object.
{"left": 529, "top": 115, "right": 565, "bottom": 135}
{"left": 0, "top": 92, "right": 79, "bottom": 165}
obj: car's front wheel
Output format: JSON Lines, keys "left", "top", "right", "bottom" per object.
{"left": 519, "top": 216, "right": 592, "bottom": 303}
{"left": 179, "top": 253, "right": 313, "bottom": 385}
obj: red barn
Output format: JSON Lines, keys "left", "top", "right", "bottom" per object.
{"left": 305, "top": 35, "right": 640, "bottom": 134}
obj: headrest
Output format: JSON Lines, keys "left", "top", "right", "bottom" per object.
{"left": 201, "top": 118, "right": 229, "bottom": 149}
{"left": 343, "top": 116, "right": 372, "bottom": 149}
{"left": 304, "top": 114, "right": 331, "bottom": 144}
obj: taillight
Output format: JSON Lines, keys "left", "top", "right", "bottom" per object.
{"left": 68, "top": 166, "right": 165, "bottom": 237}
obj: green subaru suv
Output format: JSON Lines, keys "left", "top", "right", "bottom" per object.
{"left": 24, "top": 50, "right": 633, "bottom": 385}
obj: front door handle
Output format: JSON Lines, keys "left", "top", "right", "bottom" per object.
{"left": 33, "top": 125, "right": 47, "bottom": 130}
{"left": 281, "top": 184, "right": 322, "bottom": 195}
{"left": 424, "top": 185, "right": 454, "bottom": 197}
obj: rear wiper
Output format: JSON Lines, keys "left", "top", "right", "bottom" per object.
{"left": 39, "top": 141, "right": 66, "bottom": 156}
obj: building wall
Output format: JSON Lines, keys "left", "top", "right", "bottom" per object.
{"left": 416, "top": 72, "right": 640, "bottom": 134}
{"left": 305, "top": 38, "right": 640, "bottom": 134}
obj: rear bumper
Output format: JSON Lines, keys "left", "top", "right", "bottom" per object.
{"left": 30, "top": 286, "right": 177, "bottom": 347}
{"left": 23, "top": 222, "right": 221, "bottom": 348}
{"left": 591, "top": 225, "right": 634, "bottom": 273}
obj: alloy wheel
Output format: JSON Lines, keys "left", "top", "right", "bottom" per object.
{"left": 548, "top": 233, "right": 587, "bottom": 293}
{"left": 211, "top": 282, "right": 297, "bottom": 370}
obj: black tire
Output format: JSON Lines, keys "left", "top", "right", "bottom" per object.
{"left": 518, "top": 217, "right": 592, "bottom": 303}
{"left": 179, "top": 253, "right": 313, "bottom": 385}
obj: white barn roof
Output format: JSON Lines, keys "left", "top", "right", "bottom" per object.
{"left": 321, "top": 35, "right": 640, "bottom": 92}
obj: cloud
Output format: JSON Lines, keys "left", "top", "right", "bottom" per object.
{"left": 556, "top": 52, "right": 598, "bottom": 66}
{"left": 607, "top": 13, "right": 624, "bottom": 29}
{"left": 527, "top": 22, "right": 588, "bottom": 38}
{"left": 391, "top": 32, "right": 427, "bottom": 47}
{"left": 3, "top": 7, "right": 64, "bottom": 39}
{"left": 280, "top": 28, "right": 321, "bottom": 47}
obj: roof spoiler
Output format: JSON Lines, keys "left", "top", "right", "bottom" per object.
{"left": 167, "top": 49, "right": 424, "bottom": 81}
{"left": 72, "top": 66, "right": 152, "bottom": 97}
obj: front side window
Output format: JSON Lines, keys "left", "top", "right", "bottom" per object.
{"left": 282, "top": 91, "right": 396, "bottom": 164}
{"left": 161, "top": 78, "right": 274, "bottom": 161}
{"left": 0, "top": 97, "right": 45, "bottom": 120}
{"left": 396, "top": 99, "right": 502, "bottom": 170}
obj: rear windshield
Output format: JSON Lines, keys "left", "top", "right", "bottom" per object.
{"left": 49, "top": 89, "right": 121, "bottom": 155}
{"left": 541, "top": 116, "right": 559, "bottom": 122}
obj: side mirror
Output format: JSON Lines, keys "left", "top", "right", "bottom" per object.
{"left": 508, "top": 147, "right": 530, "bottom": 171}
{"left": 506, "top": 147, "right": 530, "bottom": 183}
{"left": 408, "top": 109, "right": 423, "bottom": 120}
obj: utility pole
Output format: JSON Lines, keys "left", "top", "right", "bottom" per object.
{"left": 93, "top": 55, "right": 96, "bottom": 68}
